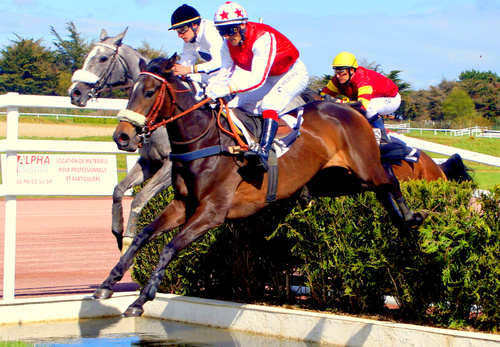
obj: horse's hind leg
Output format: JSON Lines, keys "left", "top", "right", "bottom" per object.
{"left": 94, "top": 199, "right": 186, "bottom": 300}
{"left": 377, "top": 164, "right": 427, "bottom": 230}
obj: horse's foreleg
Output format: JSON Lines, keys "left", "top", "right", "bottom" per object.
{"left": 123, "top": 202, "right": 228, "bottom": 317}
{"left": 94, "top": 199, "right": 186, "bottom": 301}
{"left": 112, "top": 158, "right": 156, "bottom": 251}
{"left": 121, "top": 161, "right": 172, "bottom": 255}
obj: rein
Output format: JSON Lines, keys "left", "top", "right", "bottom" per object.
{"left": 140, "top": 72, "right": 213, "bottom": 143}
{"left": 134, "top": 71, "right": 248, "bottom": 150}
{"left": 90, "top": 42, "right": 134, "bottom": 97}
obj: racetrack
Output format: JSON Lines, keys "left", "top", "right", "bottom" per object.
{"left": 0, "top": 197, "right": 140, "bottom": 299}
{"left": 0, "top": 121, "right": 142, "bottom": 299}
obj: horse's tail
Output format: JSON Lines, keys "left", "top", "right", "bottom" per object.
{"left": 438, "top": 153, "right": 474, "bottom": 182}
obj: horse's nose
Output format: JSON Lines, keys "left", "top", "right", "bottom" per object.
{"left": 69, "top": 87, "right": 84, "bottom": 106}
{"left": 114, "top": 132, "right": 130, "bottom": 149}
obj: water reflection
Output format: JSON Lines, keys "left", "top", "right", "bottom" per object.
{"left": 0, "top": 317, "right": 325, "bottom": 346}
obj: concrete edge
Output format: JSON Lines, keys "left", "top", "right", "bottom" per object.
{"left": 1, "top": 292, "right": 500, "bottom": 347}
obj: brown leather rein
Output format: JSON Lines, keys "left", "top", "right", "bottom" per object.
{"left": 139, "top": 71, "right": 248, "bottom": 150}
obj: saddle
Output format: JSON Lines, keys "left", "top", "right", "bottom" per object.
{"left": 380, "top": 135, "right": 420, "bottom": 165}
{"left": 228, "top": 107, "right": 303, "bottom": 153}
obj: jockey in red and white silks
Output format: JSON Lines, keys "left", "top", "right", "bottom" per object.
{"left": 206, "top": 2, "right": 308, "bottom": 172}
{"left": 214, "top": 21, "right": 309, "bottom": 115}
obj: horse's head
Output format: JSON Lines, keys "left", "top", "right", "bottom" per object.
{"left": 113, "top": 54, "right": 180, "bottom": 152}
{"left": 69, "top": 28, "right": 136, "bottom": 107}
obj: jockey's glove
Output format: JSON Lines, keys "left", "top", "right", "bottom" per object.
{"left": 205, "top": 84, "right": 230, "bottom": 99}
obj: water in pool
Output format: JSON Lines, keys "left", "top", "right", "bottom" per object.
{"left": 0, "top": 317, "right": 325, "bottom": 346}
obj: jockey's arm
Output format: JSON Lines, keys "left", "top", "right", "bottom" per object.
{"left": 228, "top": 33, "right": 275, "bottom": 94}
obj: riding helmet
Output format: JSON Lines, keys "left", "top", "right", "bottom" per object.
{"left": 170, "top": 4, "right": 201, "bottom": 30}
{"left": 214, "top": 2, "right": 248, "bottom": 26}
{"left": 332, "top": 52, "right": 359, "bottom": 69}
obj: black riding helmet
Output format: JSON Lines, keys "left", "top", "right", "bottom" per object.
{"left": 170, "top": 4, "right": 201, "bottom": 29}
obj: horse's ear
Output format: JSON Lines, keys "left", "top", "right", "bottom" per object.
{"left": 114, "top": 27, "right": 129, "bottom": 46}
{"left": 168, "top": 52, "right": 179, "bottom": 65}
{"left": 100, "top": 29, "right": 108, "bottom": 41}
{"left": 139, "top": 58, "right": 147, "bottom": 72}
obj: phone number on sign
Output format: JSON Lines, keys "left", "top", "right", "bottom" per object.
{"left": 16, "top": 178, "right": 53, "bottom": 185}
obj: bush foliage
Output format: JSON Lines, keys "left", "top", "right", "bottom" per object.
{"left": 131, "top": 180, "right": 500, "bottom": 331}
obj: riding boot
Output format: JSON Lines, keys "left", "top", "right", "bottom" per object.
{"left": 257, "top": 118, "right": 278, "bottom": 172}
{"left": 370, "top": 115, "right": 390, "bottom": 145}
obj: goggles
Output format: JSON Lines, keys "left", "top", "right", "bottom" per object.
{"left": 175, "top": 25, "right": 190, "bottom": 35}
{"left": 216, "top": 25, "right": 239, "bottom": 37}
{"left": 334, "top": 68, "right": 349, "bottom": 77}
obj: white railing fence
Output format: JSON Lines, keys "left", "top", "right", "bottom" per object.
{"left": 385, "top": 124, "right": 491, "bottom": 137}
{"left": 0, "top": 92, "right": 129, "bottom": 301}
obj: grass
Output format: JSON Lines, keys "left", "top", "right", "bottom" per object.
{"left": 403, "top": 130, "right": 500, "bottom": 190}
{"left": 0, "top": 342, "right": 36, "bottom": 347}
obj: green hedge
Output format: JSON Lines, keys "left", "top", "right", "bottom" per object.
{"left": 131, "top": 180, "right": 500, "bottom": 331}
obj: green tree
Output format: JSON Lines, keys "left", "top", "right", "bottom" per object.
{"left": 385, "top": 70, "right": 412, "bottom": 120}
{"left": 50, "top": 22, "right": 92, "bottom": 96}
{"left": 308, "top": 74, "right": 332, "bottom": 93}
{"left": 137, "top": 41, "right": 168, "bottom": 60}
{"left": 50, "top": 21, "right": 91, "bottom": 74}
{"left": 442, "top": 87, "right": 479, "bottom": 128}
{"left": 0, "top": 34, "right": 58, "bottom": 95}
{"left": 458, "top": 70, "right": 500, "bottom": 120}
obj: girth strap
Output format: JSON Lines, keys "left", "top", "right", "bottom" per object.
{"left": 169, "top": 145, "right": 231, "bottom": 162}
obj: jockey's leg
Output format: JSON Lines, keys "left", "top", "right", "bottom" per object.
{"left": 257, "top": 110, "right": 279, "bottom": 172}
{"left": 370, "top": 114, "right": 390, "bottom": 145}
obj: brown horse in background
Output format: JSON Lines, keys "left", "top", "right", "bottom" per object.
{"left": 305, "top": 92, "right": 473, "bottom": 184}
{"left": 94, "top": 55, "right": 426, "bottom": 317}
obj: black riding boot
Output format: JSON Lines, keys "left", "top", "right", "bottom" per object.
{"left": 257, "top": 118, "right": 278, "bottom": 172}
{"left": 370, "top": 114, "right": 390, "bottom": 145}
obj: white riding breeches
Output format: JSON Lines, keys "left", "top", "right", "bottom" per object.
{"left": 228, "top": 59, "right": 309, "bottom": 116}
{"left": 366, "top": 93, "right": 401, "bottom": 120}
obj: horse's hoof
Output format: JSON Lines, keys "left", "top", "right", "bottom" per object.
{"left": 406, "top": 211, "right": 428, "bottom": 229}
{"left": 93, "top": 288, "right": 114, "bottom": 300}
{"left": 123, "top": 306, "right": 144, "bottom": 317}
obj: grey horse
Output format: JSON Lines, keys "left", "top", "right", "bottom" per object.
{"left": 69, "top": 28, "right": 172, "bottom": 253}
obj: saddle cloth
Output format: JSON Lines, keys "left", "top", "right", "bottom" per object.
{"left": 380, "top": 134, "right": 420, "bottom": 165}
{"left": 226, "top": 107, "right": 304, "bottom": 158}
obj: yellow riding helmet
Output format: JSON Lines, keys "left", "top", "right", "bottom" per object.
{"left": 331, "top": 52, "right": 358, "bottom": 69}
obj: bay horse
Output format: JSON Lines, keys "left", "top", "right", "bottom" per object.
{"left": 68, "top": 28, "right": 172, "bottom": 253}
{"left": 312, "top": 94, "right": 472, "bottom": 183}
{"left": 93, "top": 55, "right": 426, "bottom": 317}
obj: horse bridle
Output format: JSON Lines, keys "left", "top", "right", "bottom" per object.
{"left": 88, "top": 42, "right": 134, "bottom": 98}
{"left": 138, "top": 72, "right": 214, "bottom": 145}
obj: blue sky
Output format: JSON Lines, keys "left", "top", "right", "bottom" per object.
{"left": 1, "top": 0, "right": 499, "bottom": 90}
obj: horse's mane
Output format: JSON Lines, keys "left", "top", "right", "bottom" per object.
{"left": 145, "top": 57, "right": 172, "bottom": 74}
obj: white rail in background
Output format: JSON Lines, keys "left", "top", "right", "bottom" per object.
{"left": 0, "top": 93, "right": 129, "bottom": 301}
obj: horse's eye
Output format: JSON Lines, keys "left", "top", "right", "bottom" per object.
{"left": 145, "top": 90, "right": 155, "bottom": 98}
{"left": 100, "top": 56, "right": 108, "bottom": 63}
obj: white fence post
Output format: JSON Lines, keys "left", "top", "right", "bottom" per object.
{"left": 3, "top": 99, "right": 20, "bottom": 301}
